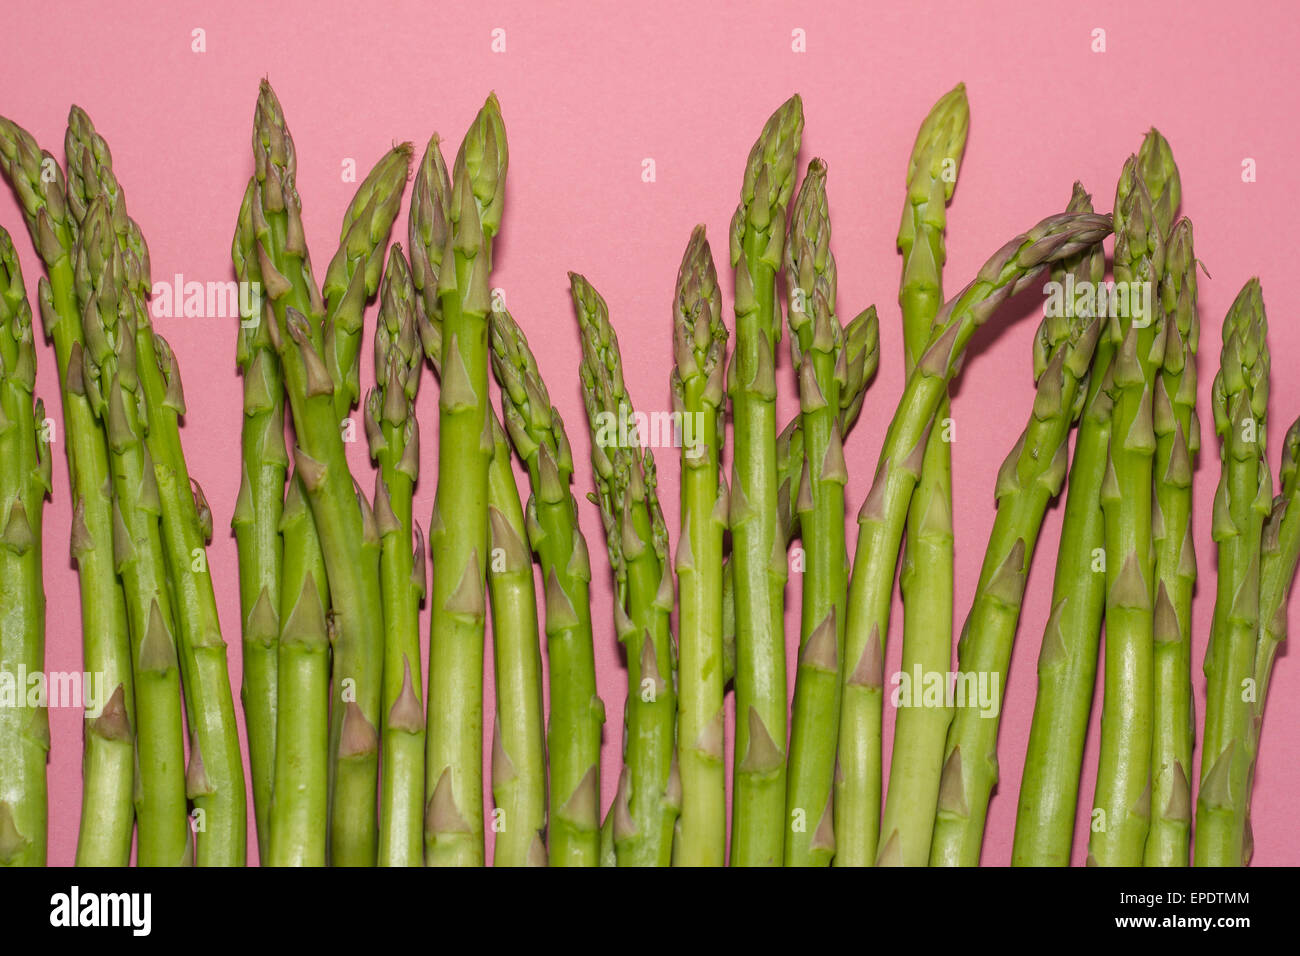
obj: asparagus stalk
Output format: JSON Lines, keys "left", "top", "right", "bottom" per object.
{"left": 671, "top": 225, "right": 728, "bottom": 866}
{"left": 68, "top": 105, "right": 248, "bottom": 865}
{"left": 1246, "top": 416, "right": 1300, "bottom": 861}
{"left": 927, "top": 189, "right": 1103, "bottom": 867}
{"left": 1195, "top": 278, "right": 1270, "bottom": 867}
{"left": 1088, "top": 160, "right": 1166, "bottom": 867}
{"left": 232, "top": 177, "right": 284, "bottom": 857}
{"left": 835, "top": 210, "right": 1112, "bottom": 867}
{"left": 1012, "top": 177, "right": 1159, "bottom": 865}
{"left": 1146, "top": 214, "right": 1198, "bottom": 867}
{"left": 251, "top": 81, "right": 384, "bottom": 866}
{"left": 0, "top": 115, "right": 135, "bottom": 867}
{"left": 881, "top": 84, "right": 969, "bottom": 866}
{"left": 485, "top": 410, "right": 548, "bottom": 867}
{"left": 424, "top": 96, "right": 508, "bottom": 866}
{"left": 489, "top": 306, "right": 605, "bottom": 867}
{"left": 728, "top": 95, "right": 802, "bottom": 865}
{"left": 573, "top": 272, "right": 679, "bottom": 867}
{"left": 783, "top": 159, "right": 853, "bottom": 867}
{"left": 266, "top": 472, "right": 330, "bottom": 866}
{"left": 364, "top": 245, "right": 427, "bottom": 866}
{"left": 0, "top": 228, "right": 51, "bottom": 867}
{"left": 77, "top": 202, "right": 191, "bottom": 866}
{"left": 720, "top": 308, "right": 879, "bottom": 687}
{"left": 323, "top": 143, "right": 413, "bottom": 422}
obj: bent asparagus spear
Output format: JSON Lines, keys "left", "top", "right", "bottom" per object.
{"left": 835, "top": 209, "right": 1112, "bottom": 867}
{"left": 928, "top": 186, "right": 1103, "bottom": 867}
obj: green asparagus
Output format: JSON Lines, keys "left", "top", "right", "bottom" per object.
{"left": 0, "top": 227, "right": 50, "bottom": 867}
{"left": 1246, "top": 416, "right": 1300, "bottom": 861}
{"left": 324, "top": 143, "right": 413, "bottom": 422}
{"left": 424, "top": 96, "right": 508, "bottom": 867}
{"left": 1089, "top": 160, "right": 1165, "bottom": 867}
{"left": 266, "top": 472, "right": 330, "bottom": 866}
{"left": 77, "top": 202, "right": 190, "bottom": 866}
{"left": 69, "top": 105, "right": 247, "bottom": 865}
{"left": 251, "top": 81, "right": 384, "bottom": 866}
{"left": 490, "top": 306, "right": 605, "bottom": 867}
{"left": 671, "top": 225, "right": 728, "bottom": 866}
{"left": 728, "top": 96, "right": 802, "bottom": 866}
{"left": 573, "top": 272, "right": 678, "bottom": 867}
{"left": 783, "top": 159, "right": 852, "bottom": 867}
{"left": 232, "top": 177, "right": 284, "bottom": 858}
{"left": 928, "top": 187, "right": 1103, "bottom": 867}
{"left": 365, "top": 245, "right": 427, "bottom": 866}
{"left": 836, "top": 210, "right": 1112, "bottom": 867}
{"left": 1195, "top": 278, "right": 1270, "bottom": 867}
{"left": 0, "top": 114, "right": 136, "bottom": 867}
{"left": 1146, "top": 213, "right": 1197, "bottom": 867}
{"left": 881, "top": 84, "right": 968, "bottom": 866}
{"left": 485, "top": 409, "right": 548, "bottom": 867}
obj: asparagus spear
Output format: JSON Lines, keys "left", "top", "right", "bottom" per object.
{"left": 573, "top": 272, "right": 679, "bottom": 867}
{"left": 1195, "top": 278, "right": 1270, "bottom": 867}
{"left": 484, "top": 409, "right": 548, "bottom": 867}
{"left": 68, "top": 105, "right": 248, "bottom": 865}
{"left": 0, "top": 228, "right": 51, "bottom": 867}
{"left": 232, "top": 177, "right": 284, "bottom": 857}
{"left": 720, "top": 308, "right": 879, "bottom": 687}
{"left": 927, "top": 189, "right": 1103, "bottom": 867}
{"left": 881, "top": 84, "right": 969, "bottom": 866}
{"left": 408, "top": 129, "right": 546, "bottom": 866}
{"left": 1088, "top": 160, "right": 1166, "bottom": 867}
{"left": 1012, "top": 174, "right": 1160, "bottom": 865}
{"left": 323, "top": 143, "right": 413, "bottom": 422}
{"left": 77, "top": 202, "right": 190, "bottom": 866}
{"left": 1246, "top": 416, "right": 1300, "bottom": 861}
{"left": 1146, "top": 215, "right": 1198, "bottom": 867}
{"left": 266, "top": 472, "right": 330, "bottom": 866}
{"left": 671, "top": 225, "right": 728, "bottom": 866}
{"left": 783, "top": 159, "right": 853, "bottom": 867}
{"left": 424, "top": 96, "right": 508, "bottom": 866}
{"left": 728, "top": 95, "right": 802, "bottom": 865}
{"left": 364, "top": 245, "right": 427, "bottom": 866}
{"left": 835, "top": 210, "right": 1112, "bottom": 866}
{"left": 251, "top": 81, "right": 384, "bottom": 865}
{"left": 0, "top": 115, "right": 135, "bottom": 866}
{"left": 490, "top": 306, "right": 605, "bottom": 867}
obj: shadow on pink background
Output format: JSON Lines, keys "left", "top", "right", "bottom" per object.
{"left": 2, "top": 0, "right": 1298, "bottom": 865}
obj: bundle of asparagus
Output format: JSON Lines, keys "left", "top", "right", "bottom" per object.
{"left": 2, "top": 79, "right": 1297, "bottom": 871}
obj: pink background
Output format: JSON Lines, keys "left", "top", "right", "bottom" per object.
{"left": 3, "top": 0, "right": 1298, "bottom": 865}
